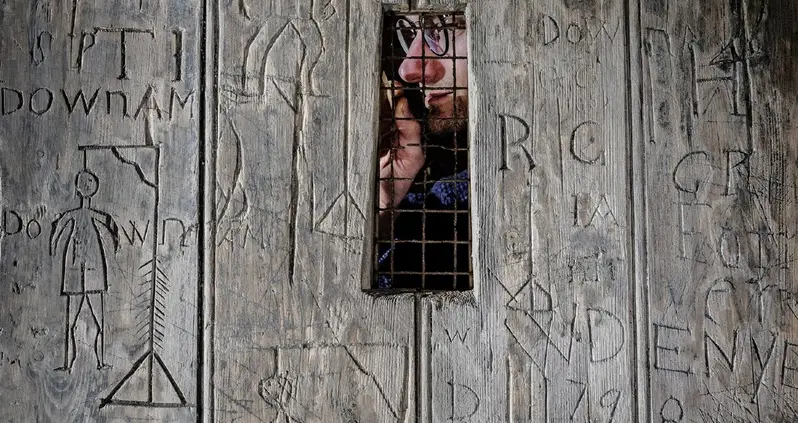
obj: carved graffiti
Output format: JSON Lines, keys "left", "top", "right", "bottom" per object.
{"left": 660, "top": 396, "right": 684, "bottom": 423}
{"left": 244, "top": 344, "right": 409, "bottom": 421}
{"left": 570, "top": 120, "right": 605, "bottom": 165}
{"left": 506, "top": 301, "right": 626, "bottom": 368}
{"left": 0, "top": 86, "right": 194, "bottom": 120}
{"left": 653, "top": 323, "right": 692, "bottom": 375}
{"left": 534, "top": 14, "right": 622, "bottom": 46}
{"left": 448, "top": 374, "right": 480, "bottom": 421}
{"left": 499, "top": 113, "right": 534, "bottom": 172}
{"left": 79, "top": 143, "right": 188, "bottom": 409}
{"left": 445, "top": 328, "right": 470, "bottom": 344}
{"left": 587, "top": 308, "right": 625, "bottom": 363}
{"left": 572, "top": 193, "right": 620, "bottom": 227}
{"left": 51, "top": 169, "right": 120, "bottom": 371}
{"left": 45, "top": 141, "right": 188, "bottom": 408}
{"left": 86, "top": 27, "right": 156, "bottom": 79}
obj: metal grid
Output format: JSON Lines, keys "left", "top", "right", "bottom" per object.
{"left": 374, "top": 12, "right": 472, "bottom": 291}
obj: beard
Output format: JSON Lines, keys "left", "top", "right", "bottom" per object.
{"left": 427, "top": 95, "right": 468, "bottom": 134}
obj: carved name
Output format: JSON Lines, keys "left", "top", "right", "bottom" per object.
{"left": 0, "top": 86, "right": 194, "bottom": 120}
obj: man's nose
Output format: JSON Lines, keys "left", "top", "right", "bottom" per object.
{"left": 398, "top": 34, "right": 442, "bottom": 84}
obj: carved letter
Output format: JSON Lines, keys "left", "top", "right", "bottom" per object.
{"left": 1, "top": 88, "right": 23, "bottom": 115}
{"left": 26, "top": 219, "right": 42, "bottom": 239}
{"left": 566, "top": 23, "right": 583, "bottom": 44}
{"left": 445, "top": 328, "right": 470, "bottom": 343}
{"left": 161, "top": 218, "right": 189, "bottom": 247}
{"left": 121, "top": 220, "right": 150, "bottom": 246}
{"left": 172, "top": 29, "right": 184, "bottom": 82}
{"left": 76, "top": 31, "right": 96, "bottom": 70}
{"left": 704, "top": 278, "right": 734, "bottom": 325}
{"left": 717, "top": 227, "right": 741, "bottom": 267}
{"left": 29, "top": 88, "right": 53, "bottom": 116}
{"left": 660, "top": 397, "right": 684, "bottom": 423}
{"left": 499, "top": 114, "right": 532, "bottom": 171}
{"left": 106, "top": 90, "right": 129, "bottom": 117}
{"left": 30, "top": 31, "right": 52, "bottom": 66}
{"left": 539, "top": 14, "right": 559, "bottom": 46}
{"left": 93, "top": 27, "right": 155, "bottom": 80}
{"left": 61, "top": 88, "right": 100, "bottom": 115}
{"left": 677, "top": 201, "right": 711, "bottom": 261}
{"left": 448, "top": 379, "right": 480, "bottom": 421}
{"left": 570, "top": 121, "right": 604, "bottom": 165}
{"left": 724, "top": 149, "right": 750, "bottom": 196}
{"left": 704, "top": 330, "right": 739, "bottom": 377}
{"left": 672, "top": 151, "right": 711, "bottom": 194}
{"left": 169, "top": 88, "right": 195, "bottom": 119}
{"left": 654, "top": 323, "right": 692, "bottom": 375}
{"left": 2, "top": 209, "right": 23, "bottom": 235}
{"left": 134, "top": 86, "right": 163, "bottom": 120}
{"left": 751, "top": 333, "right": 777, "bottom": 401}
{"left": 587, "top": 308, "right": 625, "bottom": 362}
{"left": 587, "top": 194, "right": 619, "bottom": 227}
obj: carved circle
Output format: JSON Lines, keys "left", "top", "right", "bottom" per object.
{"left": 75, "top": 170, "right": 99, "bottom": 198}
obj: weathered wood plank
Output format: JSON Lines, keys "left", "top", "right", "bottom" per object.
{"left": 213, "top": 0, "right": 415, "bottom": 421}
{"left": 382, "top": 0, "right": 413, "bottom": 11}
{"left": 1, "top": 1, "right": 798, "bottom": 422}
{"left": 424, "top": 0, "right": 634, "bottom": 421}
{"left": 0, "top": 0, "right": 201, "bottom": 421}
{"left": 641, "top": 0, "right": 798, "bottom": 421}
{"left": 414, "top": 0, "right": 468, "bottom": 11}
{"left": 627, "top": 0, "right": 650, "bottom": 420}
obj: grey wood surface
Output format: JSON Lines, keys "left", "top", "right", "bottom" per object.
{"left": 0, "top": 0, "right": 200, "bottom": 421}
{"left": 213, "top": 0, "right": 415, "bottom": 421}
{"left": 640, "top": 0, "right": 798, "bottom": 421}
{"left": 0, "top": 0, "right": 796, "bottom": 422}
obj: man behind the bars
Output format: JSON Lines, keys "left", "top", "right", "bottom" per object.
{"left": 378, "top": 14, "right": 470, "bottom": 290}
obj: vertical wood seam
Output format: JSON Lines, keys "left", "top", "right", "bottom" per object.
{"left": 626, "top": 0, "right": 651, "bottom": 420}
{"left": 196, "top": 0, "right": 207, "bottom": 415}
{"left": 199, "top": 0, "right": 219, "bottom": 420}
{"left": 414, "top": 294, "right": 422, "bottom": 422}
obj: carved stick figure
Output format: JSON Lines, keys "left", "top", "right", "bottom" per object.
{"left": 50, "top": 169, "right": 119, "bottom": 371}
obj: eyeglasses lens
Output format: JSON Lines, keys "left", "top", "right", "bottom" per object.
{"left": 396, "top": 19, "right": 416, "bottom": 54}
{"left": 395, "top": 16, "right": 450, "bottom": 57}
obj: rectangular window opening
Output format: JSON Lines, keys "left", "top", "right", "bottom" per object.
{"left": 372, "top": 11, "right": 472, "bottom": 292}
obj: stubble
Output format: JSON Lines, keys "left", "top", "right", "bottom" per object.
{"left": 427, "top": 95, "right": 468, "bottom": 134}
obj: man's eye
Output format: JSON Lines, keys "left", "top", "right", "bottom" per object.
{"left": 395, "top": 18, "right": 417, "bottom": 53}
{"left": 399, "top": 28, "right": 416, "bottom": 43}
{"left": 425, "top": 28, "right": 449, "bottom": 55}
{"left": 428, "top": 29, "right": 443, "bottom": 43}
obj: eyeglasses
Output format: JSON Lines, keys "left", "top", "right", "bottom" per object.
{"left": 395, "top": 15, "right": 463, "bottom": 57}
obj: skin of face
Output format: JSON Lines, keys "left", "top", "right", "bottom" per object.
{"left": 397, "top": 16, "right": 468, "bottom": 134}
{"left": 378, "top": 15, "right": 468, "bottom": 216}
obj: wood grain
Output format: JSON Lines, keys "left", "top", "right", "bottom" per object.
{"left": 433, "top": 0, "right": 635, "bottom": 421}
{"left": 1, "top": 0, "right": 797, "bottom": 422}
{"left": 640, "top": 0, "right": 798, "bottom": 421}
{"left": 0, "top": 0, "right": 200, "bottom": 421}
{"left": 213, "top": 0, "right": 415, "bottom": 421}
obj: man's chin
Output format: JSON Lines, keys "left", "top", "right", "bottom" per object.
{"left": 427, "top": 97, "right": 468, "bottom": 134}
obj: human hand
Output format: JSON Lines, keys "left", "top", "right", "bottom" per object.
{"left": 379, "top": 87, "right": 424, "bottom": 212}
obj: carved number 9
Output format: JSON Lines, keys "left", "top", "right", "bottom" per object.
{"left": 599, "top": 388, "right": 621, "bottom": 423}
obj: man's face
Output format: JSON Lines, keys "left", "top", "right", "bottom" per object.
{"left": 397, "top": 15, "right": 468, "bottom": 134}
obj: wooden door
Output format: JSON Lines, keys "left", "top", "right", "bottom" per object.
{"left": 1, "top": 0, "right": 796, "bottom": 421}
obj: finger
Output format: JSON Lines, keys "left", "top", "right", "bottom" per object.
{"left": 382, "top": 75, "right": 404, "bottom": 107}
{"left": 393, "top": 97, "right": 421, "bottom": 145}
{"left": 379, "top": 150, "right": 392, "bottom": 171}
